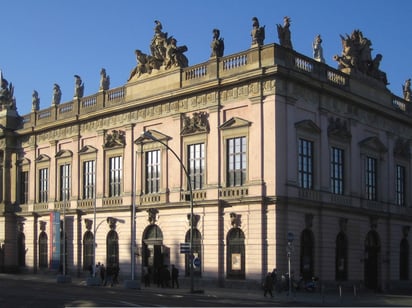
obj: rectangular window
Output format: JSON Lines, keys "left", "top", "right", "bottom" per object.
{"left": 396, "top": 165, "right": 406, "bottom": 206}
{"left": 227, "top": 137, "right": 247, "bottom": 187}
{"left": 60, "top": 164, "right": 70, "bottom": 201}
{"left": 188, "top": 143, "right": 205, "bottom": 190}
{"left": 365, "top": 156, "right": 377, "bottom": 200}
{"left": 109, "top": 156, "right": 122, "bottom": 197}
{"left": 145, "top": 150, "right": 160, "bottom": 194}
{"left": 83, "top": 160, "right": 95, "bottom": 199}
{"left": 38, "top": 168, "right": 48, "bottom": 203}
{"left": 330, "top": 147, "right": 344, "bottom": 194}
{"left": 20, "top": 171, "right": 29, "bottom": 204}
{"left": 298, "top": 139, "right": 313, "bottom": 189}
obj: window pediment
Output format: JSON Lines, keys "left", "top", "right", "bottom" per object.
{"left": 55, "top": 150, "right": 73, "bottom": 158}
{"left": 220, "top": 117, "right": 251, "bottom": 130}
{"left": 79, "top": 145, "right": 98, "bottom": 154}
{"left": 18, "top": 157, "right": 31, "bottom": 166}
{"left": 134, "top": 130, "right": 170, "bottom": 144}
{"left": 35, "top": 154, "right": 50, "bottom": 162}
{"left": 359, "top": 137, "right": 387, "bottom": 153}
{"left": 295, "top": 120, "right": 321, "bottom": 134}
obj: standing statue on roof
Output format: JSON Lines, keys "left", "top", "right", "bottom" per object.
{"left": 251, "top": 17, "right": 265, "bottom": 46}
{"left": 52, "top": 83, "right": 61, "bottom": 105}
{"left": 402, "top": 78, "right": 411, "bottom": 101}
{"left": 74, "top": 75, "right": 84, "bottom": 98}
{"left": 32, "top": 90, "right": 40, "bottom": 111}
{"left": 148, "top": 20, "right": 188, "bottom": 70}
{"left": 312, "top": 34, "right": 325, "bottom": 63}
{"left": 277, "top": 16, "right": 293, "bottom": 49}
{"left": 210, "top": 28, "right": 224, "bottom": 57}
{"left": 150, "top": 20, "right": 168, "bottom": 65}
{"left": 99, "top": 68, "right": 110, "bottom": 91}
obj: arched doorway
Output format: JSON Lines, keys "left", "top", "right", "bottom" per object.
{"left": 184, "top": 228, "right": 201, "bottom": 277}
{"left": 142, "top": 224, "right": 163, "bottom": 284}
{"left": 300, "top": 229, "right": 314, "bottom": 281}
{"left": 39, "top": 231, "right": 48, "bottom": 269}
{"left": 83, "top": 231, "right": 94, "bottom": 271}
{"left": 106, "top": 230, "right": 119, "bottom": 269}
{"left": 226, "top": 228, "right": 245, "bottom": 279}
{"left": 364, "top": 230, "right": 380, "bottom": 290}
{"left": 335, "top": 231, "right": 348, "bottom": 281}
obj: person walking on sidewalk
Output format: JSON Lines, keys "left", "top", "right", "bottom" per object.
{"left": 171, "top": 264, "right": 179, "bottom": 288}
{"left": 263, "top": 272, "right": 274, "bottom": 297}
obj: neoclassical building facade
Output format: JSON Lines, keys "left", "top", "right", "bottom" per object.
{"left": 0, "top": 20, "right": 411, "bottom": 291}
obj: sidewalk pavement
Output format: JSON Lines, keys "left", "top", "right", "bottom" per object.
{"left": 2, "top": 273, "right": 412, "bottom": 307}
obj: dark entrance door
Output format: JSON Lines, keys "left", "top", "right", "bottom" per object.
{"left": 142, "top": 225, "right": 163, "bottom": 284}
{"left": 364, "top": 230, "right": 380, "bottom": 290}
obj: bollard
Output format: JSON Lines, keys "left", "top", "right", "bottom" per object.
{"left": 353, "top": 284, "right": 357, "bottom": 297}
{"left": 339, "top": 285, "right": 342, "bottom": 303}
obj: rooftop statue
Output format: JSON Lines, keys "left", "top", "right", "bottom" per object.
{"left": 164, "top": 37, "right": 188, "bottom": 69}
{"left": 32, "top": 90, "right": 40, "bottom": 111}
{"left": 403, "top": 78, "right": 411, "bottom": 102}
{"left": 333, "top": 29, "right": 388, "bottom": 84}
{"left": 51, "top": 83, "right": 61, "bottom": 106}
{"left": 99, "top": 68, "right": 110, "bottom": 91}
{"left": 210, "top": 28, "right": 224, "bottom": 57}
{"left": 312, "top": 34, "right": 325, "bottom": 63}
{"left": 277, "top": 16, "right": 293, "bottom": 49}
{"left": 0, "top": 72, "right": 15, "bottom": 110}
{"left": 128, "top": 49, "right": 152, "bottom": 81}
{"left": 74, "top": 75, "right": 84, "bottom": 98}
{"left": 129, "top": 20, "right": 189, "bottom": 81}
{"left": 251, "top": 17, "right": 265, "bottom": 46}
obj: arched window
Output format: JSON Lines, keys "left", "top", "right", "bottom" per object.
{"left": 226, "top": 228, "right": 245, "bottom": 279}
{"left": 400, "top": 238, "right": 409, "bottom": 280}
{"left": 39, "top": 231, "right": 48, "bottom": 268}
{"left": 106, "top": 230, "right": 119, "bottom": 268}
{"left": 300, "top": 229, "right": 314, "bottom": 281}
{"left": 83, "top": 231, "right": 94, "bottom": 271}
{"left": 185, "top": 228, "right": 202, "bottom": 277}
{"left": 335, "top": 232, "right": 348, "bottom": 281}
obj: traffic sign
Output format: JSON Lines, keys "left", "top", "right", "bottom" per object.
{"left": 193, "top": 257, "right": 201, "bottom": 268}
{"left": 180, "top": 242, "right": 190, "bottom": 254}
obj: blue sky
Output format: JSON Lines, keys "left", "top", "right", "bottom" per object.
{"left": 2, "top": 0, "right": 411, "bottom": 116}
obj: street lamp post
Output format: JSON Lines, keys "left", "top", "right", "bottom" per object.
{"left": 141, "top": 131, "right": 195, "bottom": 293}
{"left": 287, "top": 232, "right": 294, "bottom": 296}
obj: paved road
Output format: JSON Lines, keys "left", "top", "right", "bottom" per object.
{"left": 1, "top": 274, "right": 412, "bottom": 307}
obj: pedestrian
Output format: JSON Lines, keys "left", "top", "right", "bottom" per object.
{"left": 104, "top": 265, "right": 112, "bottom": 286}
{"left": 112, "top": 263, "right": 119, "bottom": 286}
{"left": 271, "top": 268, "right": 277, "bottom": 288}
{"left": 95, "top": 262, "right": 101, "bottom": 278}
{"left": 171, "top": 264, "right": 179, "bottom": 288}
{"left": 263, "top": 272, "right": 274, "bottom": 297}
{"left": 100, "top": 263, "right": 106, "bottom": 283}
{"left": 88, "top": 264, "right": 93, "bottom": 277}
{"left": 143, "top": 266, "right": 150, "bottom": 287}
